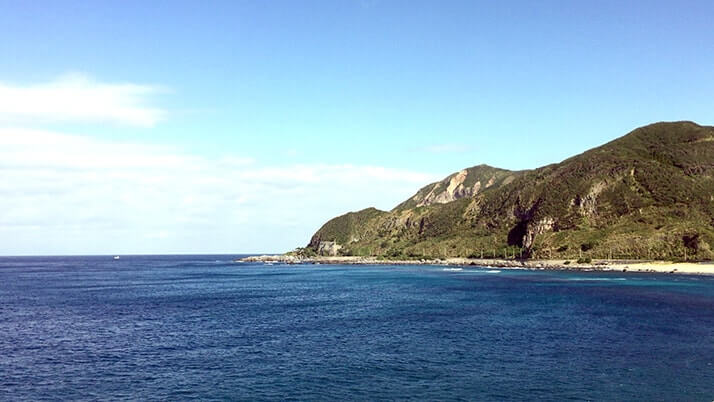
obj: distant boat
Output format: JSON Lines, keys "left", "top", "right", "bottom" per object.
{"left": 113, "top": 256, "right": 120, "bottom": 260}
{"left": 443, "top": 267, "right": 463, "bottom": 272}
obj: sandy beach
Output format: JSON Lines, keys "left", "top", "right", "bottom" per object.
{"left": 238, "top": 255, "right": 714, "bottom": 276}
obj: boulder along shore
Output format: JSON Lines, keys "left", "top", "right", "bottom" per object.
{"left": 237, "top": 255, "right": 714, "bottom": 275}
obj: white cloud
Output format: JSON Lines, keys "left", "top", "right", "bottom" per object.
{"left": 0, "top": 73, "right": 166, "bottom": 127}
{"left": 0, "top": 128, "right": 437, "bottom": 254}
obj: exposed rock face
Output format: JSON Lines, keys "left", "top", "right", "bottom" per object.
{"left": 508, "top": 199, "right": 552, "bottom": 253}
{"left": 392, "top": 164, "right": 516, "bottom": 212}
{"left": 575, "top": 181, "right": 607, "bottom": 217}
{"left": 317, "top": 241, "right": 342, "bottom": 256}
{"left": 416, "top": 170, "right": 482, "bottom": 207}
{"left": 417, "top": 169, "right": 466, "bottom": 206}
{"left": 522, "top": 217, "right": 555, "bottom": 250}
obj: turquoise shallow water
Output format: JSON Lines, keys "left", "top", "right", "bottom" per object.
{"left": 1, "top": 255, "right": 713, "bottom": 400}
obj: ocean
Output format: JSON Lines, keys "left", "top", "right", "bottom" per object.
{"left": 1, "top": 255, "right": 713, "bottom": 401}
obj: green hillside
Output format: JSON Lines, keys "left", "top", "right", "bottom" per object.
{"left": 306, "top": 122, "right": 714, "bottom": 261}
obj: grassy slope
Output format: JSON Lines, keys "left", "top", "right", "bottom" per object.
{"left": 307, "top": 122, "right": 714, "bottom": 261}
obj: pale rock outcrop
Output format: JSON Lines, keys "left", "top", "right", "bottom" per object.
{"left": 416, "top": 170, "right": 483, "bottom": 207}
{"left": 574, "top": 181, "right": 607, "bottom": 217}
{"left": 522, "top": 217, "right": 555, "bottom": 250}
{"left": 317, "top": 241, "right": 342, "bottom": 256}
{"left": 485, "top": 176, "right": 496, "bottom": 188}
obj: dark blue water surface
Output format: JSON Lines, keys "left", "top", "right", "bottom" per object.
{"left": 1, "top": 255, "right": 713, "bottom": 401}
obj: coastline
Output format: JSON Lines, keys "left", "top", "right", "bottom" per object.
{"left": 237, "top": 254, "right": 714, "bottom": 276}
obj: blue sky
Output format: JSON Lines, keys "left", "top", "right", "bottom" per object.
{"left": 1, "top": 0, "right": 712, "bottom": 254}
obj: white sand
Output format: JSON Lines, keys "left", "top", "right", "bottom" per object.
{"left": 607, "top": 261, "right": 714, "bottom": 275}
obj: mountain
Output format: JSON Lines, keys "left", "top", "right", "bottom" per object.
{"left": 306, "top": 122, "right": 714, "bottom": 261}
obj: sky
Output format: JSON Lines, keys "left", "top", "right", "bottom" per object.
{"left": 1, "top": 0, "right": 713, "bottom": 255}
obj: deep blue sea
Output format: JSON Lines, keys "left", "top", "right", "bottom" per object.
{"left": 1, "top": 255, "right": 713, "bottom": 401}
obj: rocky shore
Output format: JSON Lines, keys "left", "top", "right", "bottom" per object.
{"left": 236, "top": 255, "right": 714, "bottom": 275}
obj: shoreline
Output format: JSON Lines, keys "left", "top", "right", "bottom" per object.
{"left": 237, "top": 255, "right": 714, "bottom": 276}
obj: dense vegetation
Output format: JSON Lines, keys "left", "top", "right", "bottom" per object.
{"left": 307, "top": 122, "right": 714, "bottom": 261}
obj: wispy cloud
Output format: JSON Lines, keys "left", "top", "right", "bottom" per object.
{"left": 0, "top": 73, "right": 166, "bottom": 127}
{"left": 0, "top": 128, "right": 437, "bottom": 254}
